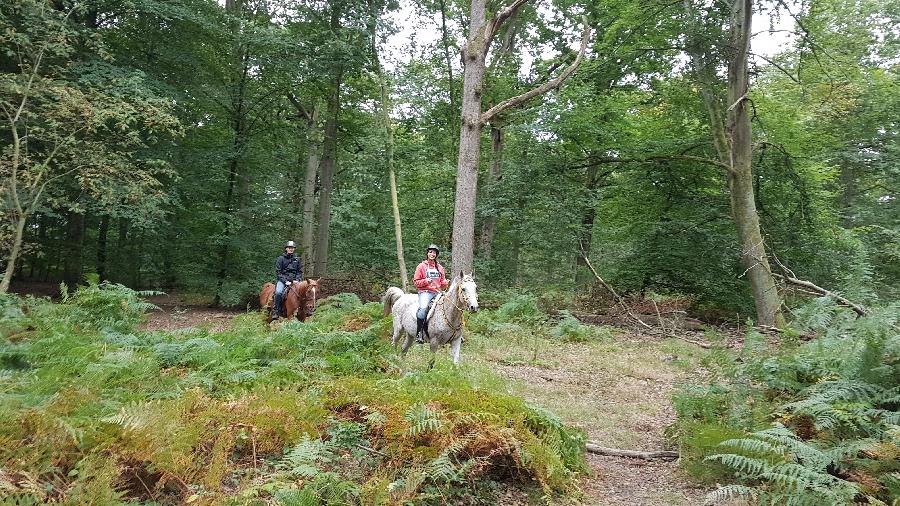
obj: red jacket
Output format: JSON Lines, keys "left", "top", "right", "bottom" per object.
{"left": 413, "top": 260, "right": 448, "bottom": 293}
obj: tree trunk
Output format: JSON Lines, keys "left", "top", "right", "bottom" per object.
{"left": 685, "top": 0, "right": 782, "bottom": 326}
{"left": 314, "top": 72, "right": 343, "bottom": 277}
{"left": 726, "top": 0, "right": 781, "bottom": 326}
{"left": 63, "top": 211, "right": 85, "bottom": 287}
{"left": 0, "top": 214, "right": 28, "bottom": 293}
{"left": 510, "top": 205, "right": 522, "bottom": 285}
{"left": 115, "top": 218, "right": 128, "bottom": 283}
{"left": 438, "top": 0, "right": 459, "bottom": 149}
{"left": 97, "top": 215, "right": 109, "bottom": 281}
{"left": 575, "top": 164, "right": 600, "bottom": 286}
{"left": 301, "top": 107, "right": 320, "bottom": 269}
{"left": 214, "top": 0, "right": 250, "bottom": 305}
{"left": 451, "top": 0, "right": 489, "bottom": 277}
{"left": 478, "top": 125, "right": 503, "bottom": 261}
{"left": 379, "top": 75, "right": 409, "bottom": 291}
{"left": 451, "top": 1, "right": 587, "bottom": 276}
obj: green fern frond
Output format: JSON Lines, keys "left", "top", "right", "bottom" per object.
{"left": 706, "top": 453, "right": 773, "bottom": 476}
{"left": 404, "top": 403, "right": 443, "bottom": 437}
{"left": 279, "top": 435, "right": 333, "bottom": 478}
{"left": 102, "top": 401, "right": 156, "bottom": 431}
{"left": 717, "top": 436, "right": 787, "bottom": 457}
{"left": 704, "top": 484, "right": 757, "bottom": 504}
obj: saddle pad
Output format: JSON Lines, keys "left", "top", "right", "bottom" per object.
{"left": 425, "top": 293, "right": 443, "bottom": 322}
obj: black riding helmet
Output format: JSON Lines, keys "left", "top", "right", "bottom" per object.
{"left": 426, "top": 244, "right": 440, "bottom": 256}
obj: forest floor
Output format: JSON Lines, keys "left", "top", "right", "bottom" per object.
{"left": 10, "top": 282, "right": 711, "bottom": 505}
{"left": 434, "top": 327, "right": 711, "bottom": 506}
{"left": 137, "top": 298, "right": 712, "bottom": 505}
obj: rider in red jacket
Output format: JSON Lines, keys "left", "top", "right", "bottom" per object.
{"left": 413, "top": 244, "right": 449, "bottom": 343}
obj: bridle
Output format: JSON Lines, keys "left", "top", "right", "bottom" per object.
{"left": 438, "top": 280, "right": 473, "bottom": 338}
{"left": 304, "top": 283, "right": 317, "bottom": 316}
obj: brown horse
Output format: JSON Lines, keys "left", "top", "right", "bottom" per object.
{"left": 259, "top": 279, "right": 320, "bottom": 323}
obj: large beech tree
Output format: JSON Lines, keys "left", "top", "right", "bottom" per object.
{"left": 450, "top": 0, "right": 590, "bottom": 276}
{"left": 684, "top": 0, "right": 783, "bottom": 325}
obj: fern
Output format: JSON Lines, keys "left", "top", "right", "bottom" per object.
{"left": 703, "top": 483, "right": 757, "bottom": 504}
{"left": 279, "top": 435, "right": 332, "bottom": 478}
{"left": 404, "top": 403, "right": 443, "bottom": 437}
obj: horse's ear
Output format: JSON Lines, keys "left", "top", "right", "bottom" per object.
{"left": 458, "top": 271, "right": 463, "bottom": 279}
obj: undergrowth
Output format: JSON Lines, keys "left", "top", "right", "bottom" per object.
{"left": 0, "top": 284, "right": 586, "bottom": 505}
{"left": 671, "top": 298, "right": 900, "bottom": 505}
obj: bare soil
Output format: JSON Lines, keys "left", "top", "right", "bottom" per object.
{"left": 464, "top": 332, "right": 710, "bottom": 505}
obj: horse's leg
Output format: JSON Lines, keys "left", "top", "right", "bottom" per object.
{"left": 401, "top": 332, "right": 415, "bottom": 354}
{"left": 450, "top": 334, "right": 462, "bottom": 365}
{"left": 391, "top": 317, "right": 401, "bottom": 347}
{"left": 427, "top": 355, "right": 436, "bottom": 370}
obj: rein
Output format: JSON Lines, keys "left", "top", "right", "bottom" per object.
{"left": 437, "top": 283, "right": 468, "bottom": 338}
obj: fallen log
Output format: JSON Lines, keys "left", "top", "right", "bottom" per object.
{"left": 586, "top": 442, "right": 679, "bottom": 461}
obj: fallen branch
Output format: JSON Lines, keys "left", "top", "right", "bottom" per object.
{"left": 773, "top": 273, "right": 868, "bottom": 317}
{"left": 667, "top": 334, "right": 713, "bottom": 349}
{"left": 579, "top": 249, "right": 652, "bottom": 329}
{"left": 356, "top": 444, "right": 388, "bottom": 458}
{"left": 586, "top": 442, "right": 679, "bottom": 461}
{"left": 768, "top": 254, "right": 868, "bottom": 317}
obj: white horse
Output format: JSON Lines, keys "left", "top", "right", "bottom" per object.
{"left": 382, "top": 273, "right": 479, "bottom": 365}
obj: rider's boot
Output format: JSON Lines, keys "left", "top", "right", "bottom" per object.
{"left": 416, "top": 317, "right": 426, "bottom": 344}
{"left": 273, "top": 292, "right": 283, "bottom": 320}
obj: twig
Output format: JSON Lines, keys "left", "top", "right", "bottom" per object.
{"left": 586, "top": 442, "right": 679, "bottom": 461}
{"left": 356, "top": 444, "right": 388, "bottom": 458}
{"left": 652, "top": 299, "right": 665, "bottom": 334}
{"left": 133, "top": 470, "right": 156, "bottom": 500}
{"left": 666, "top": 333, "right": 713, "bottom": 349}
{"left": 579, "top": 248, "right": 651, "bottom": 329}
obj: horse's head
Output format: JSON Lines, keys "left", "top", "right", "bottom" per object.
{"left": 457, "top": 272, "right": 479, "bottom": 313}
{"left": 302, "top": 278, "right": 320, "bottom": 317}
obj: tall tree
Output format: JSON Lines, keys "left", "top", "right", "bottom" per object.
{"left": 370, "top": 1, "right": 408, "bottom": 290}
{"left": 684, "top": 0, "right": 783, "bottom": 325}
{"left": 450, "top": 0, "right": 589, "bottom": 275}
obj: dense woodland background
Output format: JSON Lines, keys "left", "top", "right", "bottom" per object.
{"left": 2, "top": 0, "right": 898, "bottom": 317}
{"left": 2, "top": 1, "right": 899, "bottom": 503}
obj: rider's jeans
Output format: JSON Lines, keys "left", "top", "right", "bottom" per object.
{"left": 274, "top": 281, "right": 287, "bottom": 314}
{"left": 417, "top": 291, "right": 437, "bottom": 320}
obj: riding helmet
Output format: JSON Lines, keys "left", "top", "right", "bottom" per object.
{"left": 285, "top": 240, "right": 296, "bottom": 248}
{"left": 426, "top": 244, "right": 440, "bottom": 255}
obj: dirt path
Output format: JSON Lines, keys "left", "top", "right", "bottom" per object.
{"left": 465, "top": 331, "right": 709, "bottom": 505}
{"left": 141, "top": 294, "right": 244, "bottom": 333}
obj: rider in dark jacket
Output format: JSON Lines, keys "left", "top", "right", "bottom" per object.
{"left": 273, "top": 241, "right": 303, "bottom": 319}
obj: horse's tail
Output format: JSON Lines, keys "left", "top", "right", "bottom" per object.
{"left": 383, "top": 287, "right": 404, "bottom": 316}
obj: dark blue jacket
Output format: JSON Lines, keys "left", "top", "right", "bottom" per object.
{"left": 275, "top": 253, "right": 303, "bottom": 283}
